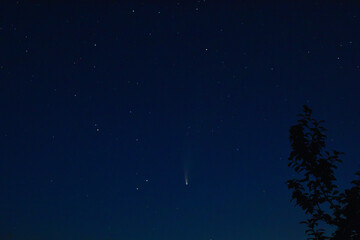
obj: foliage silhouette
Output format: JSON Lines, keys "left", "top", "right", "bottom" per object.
{"left": 287, "top": 105, "right": 360, "bottom": 240}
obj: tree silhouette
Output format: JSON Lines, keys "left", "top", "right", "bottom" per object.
{"left": 287, "top": 105, "right": 360, "bottom": 240}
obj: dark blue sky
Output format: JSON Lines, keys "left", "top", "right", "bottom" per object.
{"left": 1, "top": 1, "right": 360, "bottom": 240}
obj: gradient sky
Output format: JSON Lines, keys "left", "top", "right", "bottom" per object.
{"left": 1, "top": 1, "right": 360, "bottom": 240}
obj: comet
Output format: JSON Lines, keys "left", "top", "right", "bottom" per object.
{"left": 183, "top": 145, "right": 192, "bottom": 186}
{"left": 184, "top": 170, "right": 189, "bottom": 186}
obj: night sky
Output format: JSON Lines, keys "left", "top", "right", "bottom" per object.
{"left": 1, "top": 1, "right": 360, "bottom": 240}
